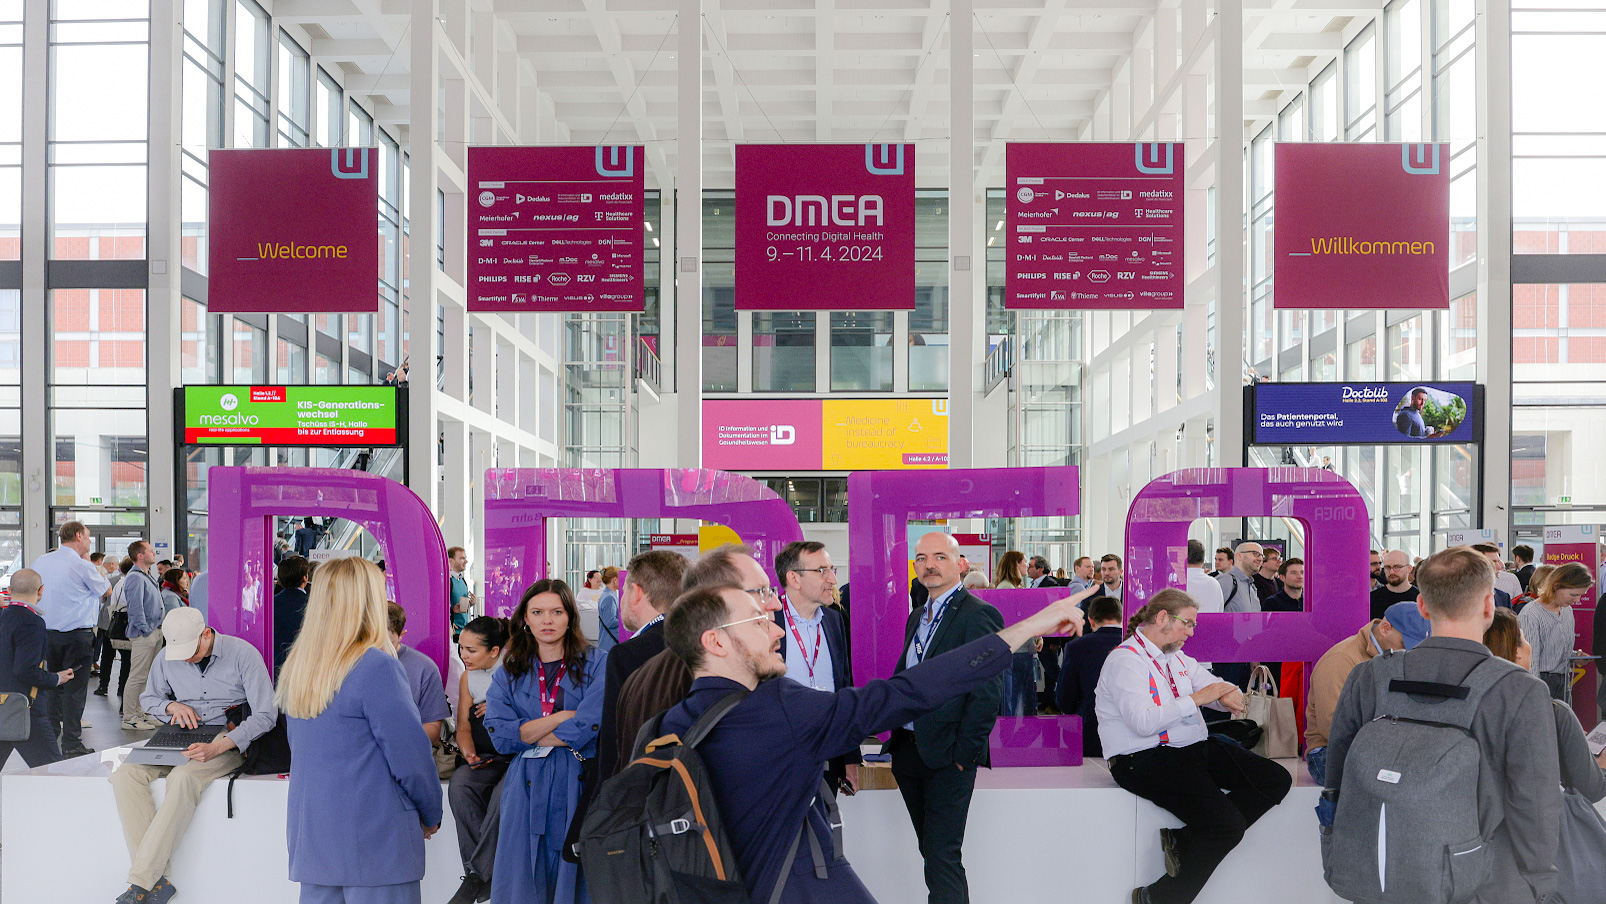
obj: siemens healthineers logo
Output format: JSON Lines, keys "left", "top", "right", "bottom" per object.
{"left": 1295, "top": 143, "right": 1441, "bottom": 259}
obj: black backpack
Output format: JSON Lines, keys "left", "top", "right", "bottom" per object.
{"left": 224, "top": 703, "right": 293, "bottom": 818}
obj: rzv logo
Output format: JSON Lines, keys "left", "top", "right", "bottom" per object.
{"left": 769, "top": 426, "right": 796, "bottom": 446}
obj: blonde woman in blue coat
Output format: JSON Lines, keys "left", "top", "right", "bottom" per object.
{"left": 277, "top": 557, "right": 443, "bottom": 904}
{"left": 486, "top": 578, "right": 607, "bottom": 904}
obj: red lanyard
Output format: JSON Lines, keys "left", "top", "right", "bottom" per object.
{"left": 537, "top": 660, "right": 567, "bottom": 717}
{"left": 783, "top": 604, "right": 824, "bottom": 684}
{"left": 1132, "top": 641, "right": 1181, "bottom": 700}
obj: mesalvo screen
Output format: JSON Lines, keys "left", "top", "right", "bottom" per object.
{"left": 183, "top": 386, "right": 401, "bottom": 446}
{"left": 1251, "top": 382, "right": 1480, "bottom": 445}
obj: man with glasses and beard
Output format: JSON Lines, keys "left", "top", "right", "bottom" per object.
{"left": 657, "top": 582, "right": 1085, "bottom": 904}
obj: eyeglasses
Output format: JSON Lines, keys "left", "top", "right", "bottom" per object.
{"left": 1175, "top": 617, "right": 1198, "bottom": 629}
{"left": 743, "top": 586, "right": 778, "bottom": 600}
{"left": 714, "top": 613, "right": 771, "bottom": 632}
{"left": 792, "top": 566, "right": 839, "bottom": 577}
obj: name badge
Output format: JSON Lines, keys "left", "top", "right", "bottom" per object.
{"left": 520, "top": 746, "right": 554, "bottom": 759}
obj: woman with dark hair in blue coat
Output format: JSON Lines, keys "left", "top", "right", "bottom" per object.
{"left": 277, "top": 557, "right": 443, "bottom": 904}
{"left": 486, "top": 578, "right": 607, "bottom": 904}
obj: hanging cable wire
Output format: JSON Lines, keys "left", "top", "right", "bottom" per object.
{"left": 601, "top": 13, "right": 679, "bottom": 147}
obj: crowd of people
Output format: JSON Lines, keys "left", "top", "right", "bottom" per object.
{"left": 2, "top": 521, "right": 1601, "bottom": 904}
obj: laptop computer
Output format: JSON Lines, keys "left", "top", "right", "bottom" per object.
{"left": 125, "top": 724, "right": 229, "bottom": 766}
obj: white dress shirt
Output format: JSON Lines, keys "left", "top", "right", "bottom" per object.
{"left": 1094, "top": 629, "right": 1224, "bottom": 757}
{"left": 781, "top": 600, "right": 835, "bottom": 692}
{"left": 1184, "top": 568, "right": 1226, "bottom": 669}
{"left": 1493, "top": 570, "right": 1523, "bottom": 600}
{"left": 31, "top": 545, "right": 111, "bottom": 631}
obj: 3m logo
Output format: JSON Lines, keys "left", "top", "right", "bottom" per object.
{"left": 595, "top": 146, "right": 634, "bottom": 178}
{"left": 1312, "top": 506, "right": 1358, "bottom": 521}
{"left": 1135, "top": 143, "right": 1174, "bottom": 175}
{"left": 770, "top": 426, "right": 796, "bottom": 445}
{"left": 1402, "top": 144, "right": 1440, "bottom": 175}
{"left": 865, "top": 143, "right": 906, "bottom": 175}
{"left": 331, "top": 148, "right": 369, "bottom": 180}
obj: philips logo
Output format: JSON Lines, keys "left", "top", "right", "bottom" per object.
{"left": 766, "top": 195, "right": 885, "bottom": 227}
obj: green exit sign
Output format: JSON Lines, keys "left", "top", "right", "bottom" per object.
{"left": 1559, "top": 495, "right": 1573, "bottom": 504}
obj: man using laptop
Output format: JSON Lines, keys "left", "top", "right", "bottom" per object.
{"left": 109, "top": 607, "right": 275, "bottom": 904}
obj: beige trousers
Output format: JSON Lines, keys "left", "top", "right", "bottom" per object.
{"left": 110, "top": 740, "right": 244, "bottom": 889}
{"left": 123, "top": 629, "right": 163, "bottom": 722}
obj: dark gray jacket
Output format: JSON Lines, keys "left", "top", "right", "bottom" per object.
{"left": 1327, "top": 636, "right": 1561, "bottom": 904}
{"left": 1554, "top": 699, "right": 1606, "bottom": 802}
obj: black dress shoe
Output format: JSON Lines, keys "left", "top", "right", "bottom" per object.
{"left": 447, "top": 875, "right": 484, "bottom": 904}
{"left": 93, "top": 687, "right": 108, "bottom": 696}
{"left": 1160, "top": 827, "right": 1181, "bottom": 877}
{"left": 1132, "top": 887, "right": 1154, "bottom": 904}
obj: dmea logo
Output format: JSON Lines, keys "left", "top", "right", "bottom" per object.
{"left": 330, "top": 149, "right": 369, "bottom": 180}
{"left": 770, "top": 426, "right": 796, "bottom": 445}
{"left": 766, "top": 195, "right": 885, "bottom": 227}
{"left": 865, "top": 144, "right": 905, "bottom": 175}
{"left": 595, "top": 146, "right": 634, "bottom": 178}
{"left": 1135, "top": 143, "right": 1175, "bottom": 175}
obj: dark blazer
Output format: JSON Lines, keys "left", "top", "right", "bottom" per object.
{"left": 891, "top": 587, "right": 1005, "bottom": 768}
{"left": 1054, "top": 625, "right": 1123, "bottom": 758}
{"left": 273, "top": 586, "right": 309, "bottom": 674}
{"left": 596, "top": 619, "right": 668, "bottom": 782}
{"left": 0, "top": 604, "right": 60, "bottom": 696}
{"left": 1517, "top": 564, "right": 1536, "bottom": 593}
{"left": 774, "top": 605, "right": 861, "bottom": 786}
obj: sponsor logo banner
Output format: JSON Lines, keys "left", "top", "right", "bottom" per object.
{"left": 468, "top": 146, "right": 644, "bottom": 313}
{"left": 734, "top": 144, "right": 916, "bottom": 311}
{"left": 208, "top": 149, "right": 379, "bottom": 313}
{"left": 1274, "top": 143, "right": 1450, "bottom": 309}
{"left": 1005, "top": 142, "right": 1184, "bottom": 310}
{"left": 183, "top": 385, "right": 400, "bottom": 446}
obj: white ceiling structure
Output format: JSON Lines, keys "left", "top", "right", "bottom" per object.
{"left": 280, "top": 0, "right": 1386, "bottom": 190}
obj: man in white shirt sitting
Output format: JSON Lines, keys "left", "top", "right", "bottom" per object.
{"left": 1095, "top": 588, "right": 1292, "bottom": 904}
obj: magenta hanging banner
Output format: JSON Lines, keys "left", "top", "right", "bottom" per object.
{"left": 208, "top": 148, "right": 379, "bottom": 313}
{"left": 1274, "top": 143, "right": 1450, "bottom": 310}
{"left": 1004, "top": 142, "right": 1184, "bottom": 310}
{"left": 734, "top": 144, "right": 916, "bottom": 311}
{"left": 467, "top": 146, "right": 645, "bottom": 313}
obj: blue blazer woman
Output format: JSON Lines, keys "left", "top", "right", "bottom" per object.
{"left": 485, "top": 647, "right": 608, "bottom": 904}
{"left": 287, "top": 647, "right": 444, "bottom": 898}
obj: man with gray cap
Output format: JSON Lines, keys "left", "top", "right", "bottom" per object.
{"left": 109, "top": 607, "right": 275, "bottom": 904}
{"left": 1303, "top": 601, "right": 1430, "bottom": 784}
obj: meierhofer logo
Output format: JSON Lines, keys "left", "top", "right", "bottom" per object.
{"left": 770, "top": 426, "right": 796, "bottom": 445}
{"left": 767, "top": 195, "right": 884, "bottom": 227}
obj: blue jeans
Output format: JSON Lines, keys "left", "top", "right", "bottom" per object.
{"left": 1306, "top": 745, "right": 1327, "bottom": 786}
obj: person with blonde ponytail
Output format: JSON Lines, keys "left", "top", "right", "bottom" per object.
{"left": 1096, "top": 588, "right": 1292, "bottom": 904}
{"left": 277, "top": 557, "right": 443, "bottom": 904}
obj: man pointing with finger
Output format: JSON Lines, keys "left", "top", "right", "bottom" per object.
{"left": 109, "top": 607, "right": 276, "bottom": 904}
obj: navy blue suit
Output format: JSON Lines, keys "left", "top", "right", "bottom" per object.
{"left": 0, "top": 603, "right": 62, "bottom": 767}
{"left": 660, "top": 634, "right": 1014, "bottom": 904}
{"left": 286, "top": 648, "right": 443, "bottom": 895}
{"left": 1054, "top": 625, "right": 1123, "bottom": 758}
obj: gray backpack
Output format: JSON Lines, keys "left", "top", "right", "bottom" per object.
{"left": 1322, "top": 651, "right": 1518, "bottom": 904}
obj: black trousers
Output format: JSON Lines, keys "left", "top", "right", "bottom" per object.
{"left": 0, "top": 703, "right": 62, "bottom": 769}
{"left": 96, "top": 635, "right": 130, "bottom": 697}
{"left": 888, "top": 729, "right": 979, "bottom": 904}
{"left": 45, "top": 627, "right": 95, "bottom": 752}
{"left": 1108, "top": 739, "right": 1292, "bottom": 904}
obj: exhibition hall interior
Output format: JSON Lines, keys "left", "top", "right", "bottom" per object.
{"left": 0, "top": 0, "right": 1601, "bottom": 902}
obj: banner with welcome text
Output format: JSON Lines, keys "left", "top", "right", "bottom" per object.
{"left": 1273, "top": 143, "right": 1449, "bottom": 310}
{"left": 208, "top": 148, "right": 379, "bottom": 313}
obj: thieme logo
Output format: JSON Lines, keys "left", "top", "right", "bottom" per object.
{"left": 766, "top": 195, "right": 885, "bottom": 227}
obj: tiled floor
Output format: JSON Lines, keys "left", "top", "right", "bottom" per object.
{"left": 1, "top": 664, "right": 156, "bottom": 774}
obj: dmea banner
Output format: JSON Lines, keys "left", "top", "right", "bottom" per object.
{"left": 1250, "top": 381, "right": 1478, "bottom": 445}
{"left": 703, "top": 398, "right": 948, "bottom": 470}
{"left": 468, "top": 146, "right": 645, "bottom": 313}
{"left": 208, "top": 149, "right": 379, "bottom": 313}
{"left": 1005, "top": 143, "right": 1184, "bottom": 310}
{"left": 1274, "top": 143, "right": 1450, "bottom": 309}
{"left": 734, "top": 144, "right": 916, "bottom": 311}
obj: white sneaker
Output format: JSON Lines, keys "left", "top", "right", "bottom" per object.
{"left": 121, "top": 718, "right": 156, "bottom": 731}
{"left": 80, "top": 719, "right": 92, "bottom": 728}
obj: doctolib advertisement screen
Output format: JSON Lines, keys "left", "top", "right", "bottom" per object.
{"left": 703, "top": 399, "right": 948, "bottom": 470}
{"left": 183, "top": 386, "right": 400, "bottom": 445}
{"left": 1251, "top": 382, "right": 1479, "bottom": 445}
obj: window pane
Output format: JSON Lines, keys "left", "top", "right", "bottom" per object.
{"left": 232, "top": 319, "right": 265, "bottom": 383}
{"left": 51, "top": 407, "right": 148, "bottom": 507}
{"left": 830, "top": 312, "right": 893, "bottom": 392}
{"left": 180, "top": 297, "right": 207, "bottom": 384}
{"left": 51, "top": 289, "right": 145, "bottom": 385}
{"left": 753, "top": 312, "right": 814, "bottom": 392}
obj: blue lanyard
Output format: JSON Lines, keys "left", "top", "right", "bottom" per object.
{"left": 914, "top": 594, "right": 953, "bottom": 662}
{"left": 641, "top": 613, "right": 666, "bottom": 632}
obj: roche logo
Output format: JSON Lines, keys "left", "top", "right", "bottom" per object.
{"left": 547, "top": 273, "right": 572, "bottom": 286}
{"left": 220, "top": 393, "right": 239, "bottom": 412}
{"left": 1016, "top": 187, "right": 1035, "bottom": 203}
{"left": 478, "top": 191, "right": 496, "bottom": 208}
{"left": 1088, "top": 270, "right": 1111, "bottom": 283}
